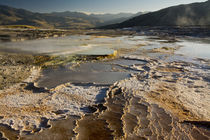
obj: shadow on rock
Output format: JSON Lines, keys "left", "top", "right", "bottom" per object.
{"left": 183, "top": 121, "right": 210, "bottom": 129}
{"left": 24, "top": 82, "right": 49, "bottom": 93}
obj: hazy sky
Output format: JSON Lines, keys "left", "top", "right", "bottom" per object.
{"left": 0, "top": 0, "right": 207, "bottom": 13}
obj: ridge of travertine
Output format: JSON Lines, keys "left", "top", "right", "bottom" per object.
{"left": 1, "top": 55, "right": 210, "bottom": 140}
{"left": 74, "top": 56, "right": 210, "bottom": 140}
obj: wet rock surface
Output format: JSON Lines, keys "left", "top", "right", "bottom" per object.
{"left": 73, "top": 57, "right": 210, "bottom": 140}
{"left": 0, "top": 34, "right": 209, "bottom": 139}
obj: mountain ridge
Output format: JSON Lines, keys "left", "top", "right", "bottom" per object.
{"left": 0, "top": 5, "right": 143, "bottom": 29}
{"left": 102, "top": 0, "right": 210, "bottom": 29}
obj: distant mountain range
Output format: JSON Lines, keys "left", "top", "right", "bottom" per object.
{"left": 2, "top": 0, "right": 209, "bottom": 30}
{"left": 102, "top": 0, "right": 210, "bottom": 29}
{"left": 90, "top": 12, "right": 144, "bottom": 26}
{"left": 0, "top": 5, "right": 143, "bottom": 29}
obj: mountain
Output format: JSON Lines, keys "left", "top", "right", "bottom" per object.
{"left": 102, "top": 0, "right": 210, "bottom": 29}
{"left": 0, "top": 5, "right": 102, "bottom": 29}
{"left": 49, "top": 11, "right": 103, "bottom": 26}
{"left": 91, "top": 12, "right": 144, "bottom": 26}
{"left": 0, "top": 5, "right": 143, "bottom": 29}
{"left": 91, "top": 13, "right": 134, "bottom": 22}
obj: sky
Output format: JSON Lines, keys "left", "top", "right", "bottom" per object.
{"left": 0, "top": 0, "right": 207, "bottom": 14}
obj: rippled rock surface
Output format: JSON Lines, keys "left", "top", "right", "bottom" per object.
{"left": 74, "top": 57, "right": 210, "bottom": 140}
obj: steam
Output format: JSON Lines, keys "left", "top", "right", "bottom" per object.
{"left": 176, "top": 4, "right": 210, "bottom": 26}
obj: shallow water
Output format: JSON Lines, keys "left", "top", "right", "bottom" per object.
{"left": 78, "top": 47, "right": 116, "bottom": 56}
{"left": 0, "top": 36, "right": 90, "bottom": 54}
{"left": 112, "top": 58, "right": 146, "bottom": 66}
{"left": 0, "top": 35, "right": 145, "bottom": 56}
{"left": 176, "top": 39, "right": 210, "bottom": 60}
{"left": 1, "top": 35, "right": 208, "bottom": 89}
{"left": 1, "top": 35, "right": 209, "bottom": 61}
{"left": 37, "top": 56, "right": 149, "bottom": 89}
{"left": 38, "top": 70, "right": 130, "bottom": 89}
